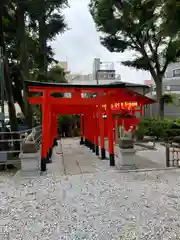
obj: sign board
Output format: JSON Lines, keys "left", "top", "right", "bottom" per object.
{"left": 102, "top": 101, "right": 138, "bottom": 111}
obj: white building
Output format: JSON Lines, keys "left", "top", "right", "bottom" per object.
{"left": 67, "top": 58, "right": 121, "bottom": 85}
{"left": 146, "top": 62, "right": 180, "bottom": 96}
{"left": 144, "top": 62, "right": 180, "bottom": 117}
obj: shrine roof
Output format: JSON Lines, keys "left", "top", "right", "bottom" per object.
{"left": 26, "top": 80, "right": 151, "bottom": 89}
{"left": 110, "top": 81, "right": 150, "bottom": 88}
{"left": 26, "top": 80, "right": 126, "bottom": 89}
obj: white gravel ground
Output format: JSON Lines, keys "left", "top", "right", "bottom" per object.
{"left": 1, "top": 169, "right": 180, "bottom": 239}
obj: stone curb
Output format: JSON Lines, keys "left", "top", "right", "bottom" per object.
{"left": 116, "top": 166, "right": 178, "bottom": 173}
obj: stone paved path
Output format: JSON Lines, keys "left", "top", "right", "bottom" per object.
{"left": 48, "top": 138, "right": 168, "bottom": 174}
{"left": 47, "top": 138, "right": 115, "bottom": 175}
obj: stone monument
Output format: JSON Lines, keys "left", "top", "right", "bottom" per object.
{"left": 117, "top": 124, "right": 137, "bottom": 169}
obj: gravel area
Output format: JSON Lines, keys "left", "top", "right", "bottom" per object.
{"left": 1, "top": 169, "right": 180, "bottom": 239}
{"left": 0, "top": 138, "right": 180, "bottom": 239}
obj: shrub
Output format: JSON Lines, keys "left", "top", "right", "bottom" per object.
{"left": 175, "top": 118, "right": 180, "bottom": 126}
{"left": 135, "top": 117, "right": 176, "bottom": 140}
{"left": 164, "top": 129, "right": 180, "bottom": 139}
{"left": 135, "top": 124, "right": 145, "bottom": 140}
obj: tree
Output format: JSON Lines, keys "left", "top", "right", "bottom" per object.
{"left": 47, "top": 64, "right": 67, "bottom": 97}
{"left": 1, "top": 0, "right": 19, "bottom": 132}
{"left": 47, "top": 64, "right": 66, "bottom": 83}
{"left": 28, "top": 0, "right": 68, "bottom": 77}
{"left": 2, "top": 0, "right": 68, "bottom": 129}
{"left": 33, "top": 64, "right": 67, "bottom": 123}
{"left": 89, "top": 0, "right": 180, "bottom": 118}
{"left": 161, "top": 0, "right": 180, "bottom": 36}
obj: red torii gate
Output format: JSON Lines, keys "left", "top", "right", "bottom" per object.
{"left": 26, "top": 81, "right": 154, "bottom": 172}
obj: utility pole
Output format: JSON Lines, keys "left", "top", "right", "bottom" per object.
{"left": 95, "top": 70, "right": 99, "bottom": 85}
{"left": 0, "top": 47, "right": 5, "bottom": 116}
{"left": 0, "top": 0, "right": 5, "bottom": 131}
{"left": 94, "top": 58, "right": 100, "bottom": 85}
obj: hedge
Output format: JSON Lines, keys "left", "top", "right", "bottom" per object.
{"left": 135, "top": 117, "right": 180, "bottom": 140}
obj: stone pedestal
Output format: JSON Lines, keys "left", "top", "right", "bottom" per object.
{"left": 19, "top": 152, "right": 40, "bottom": 176}
{"left": 119, "top": 138, "right": 134, "bottom": 149}
{"left": 0, "top": 152, "right": 7, "bottom": 164}
{"left": 117, "top": 148, "right": 137, "bottom": 170}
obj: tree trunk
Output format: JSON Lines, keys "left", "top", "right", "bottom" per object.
{"left": 17, "top": 2, "right": 34, "bottom": 128}
{"left": 38, "top": 0, "right": 47, "bottom": 77}
{"left": 4, "top": 61, "right": 18, "bottom": 132}
{"left": 156, "top": 79, "right": 164, "bottom": 119}
{"left": 1, "top": 3, "right": 18, "bottom": 132}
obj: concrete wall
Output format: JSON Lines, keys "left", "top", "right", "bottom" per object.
{"left": 165, "top": 62, "right": 180, "bottom": 78}
{"left": 144, "top": 103, "right": 180, "bottom": 118}
{"left": 146, "top": 62, "right": 180, "bottom": 118}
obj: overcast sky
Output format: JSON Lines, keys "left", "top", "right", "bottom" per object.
{"left": 51, "top": 0, "right": 151, "bottom": 84}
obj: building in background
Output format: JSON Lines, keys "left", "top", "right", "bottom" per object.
{"left": 92, "top": 58, "right": 120, "bottom": 84}
{"left": 163, "top": 62, "right": 180, "bottom": 94}
{"left": 66, "top": 58, "right": 121, "bottom": 85}
{"left": 61, "top": 58, "right": 151, "bottom": 106}
{"left": 146, "top": 62, "right": 180, "bottom": 96}
{"left": 145, "top": 61, "right": 180, "bottom": 118}
{"left": 67, "top": 73, "right": 93, "bottom": 83}
{"left": 143, "top": 79, "right": 154, "bottom": 86}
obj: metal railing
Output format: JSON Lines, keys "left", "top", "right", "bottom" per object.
{"left": 165, "top": 142, "right": 180, "bottom": 167}
{"left": 0, "top": 125, "right": 41, "bottom": 165}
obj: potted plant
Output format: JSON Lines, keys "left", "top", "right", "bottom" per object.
{"left": 119, "top": 125, "right": 134, "bottom": 149}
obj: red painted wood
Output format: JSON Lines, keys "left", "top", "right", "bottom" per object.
{"left": 27, "top": 83, "right": 155, "bottom": 165}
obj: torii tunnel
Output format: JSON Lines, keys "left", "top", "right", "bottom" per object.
{"left": 26, "top": 81, "right": 155, "bottom": 172}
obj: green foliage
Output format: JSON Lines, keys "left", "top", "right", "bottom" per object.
{"left": 175, "top": 118, "right": 180, "bottom": 126}
{"left": 162, "top": 94, "right": 174, "bottom": 104}
{"left": 161, "top": 0, "right": 180, "bottom": 36}
{"left": 1, "top": 0, "right": 68, "bottom": 128}
{"left": 135, "top": 117, "right": 180, "bottom": 140}
{"left": 57, "top": 115, "right": 80, "bottom": 137}
{"left": 89, "top": 0, "right": 180, "bottom": 117}
{"left": 47, "top": 65, "right": 66, "bottom": 83}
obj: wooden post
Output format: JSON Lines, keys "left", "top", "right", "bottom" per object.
{"left": 86, "top": 113, "right": 90, "bottom": 148}
{"left": 98, "top": 105, "right": 106, "bottom": 159}
{"left": 91, "top": 112, "right": 96, "bottom": 153}
{"left": 84, "top": 113, "right": 87, "bottom": 146}
{"left": 84, "top": 113, "right": 89, "bottom": 147}
{"left": 85, "top": 113, "right": 90, "bottom": 148}
{"left": 106, "top": 101, "right": 115, "bottom": 166}
{"left": 80, "top": 114, "right": 84, "bottom": 145}
{"left": 115, "top": 115, "right": 119, "bottom": 144}
{"left": 95, "top": 111, "right": 99, "bottom": 156}
{"left": 140, "top": 103, "right": 143, "bottom": 117}
{"left": 89, "top": 112, "right": 93, "bottom": 150}
{"left": 166, "top": 145, "right": 170, "bottom": 167}
{"left": 48, "top": 105, "right": 53, "bottom": 161}
{"left": 41, "top": 90, "right": 50, "bottom": 171}
{"left": 53, "top": 114, "right": 58, "bottom": 146}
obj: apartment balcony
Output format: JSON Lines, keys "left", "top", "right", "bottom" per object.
{"left": 97, "top": 69, "right": 116, "bottom": 80}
